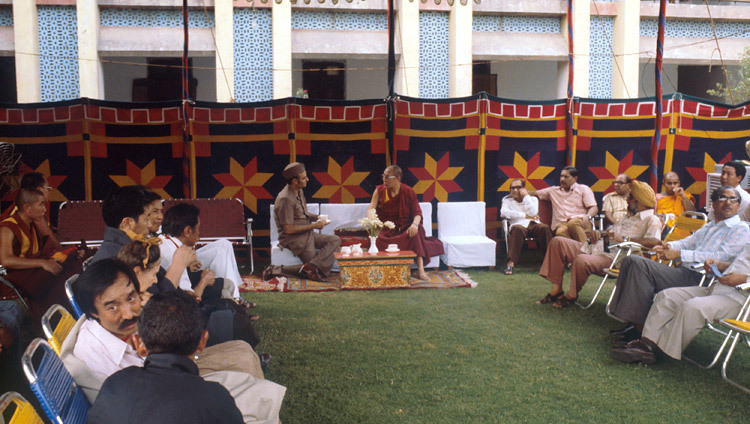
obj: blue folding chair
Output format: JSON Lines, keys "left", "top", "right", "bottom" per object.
{"left": 64, "top": 274, "right": 82, "bottom": 319}
{"left": 22, "top": 338, "right": 90, "bottom": 424}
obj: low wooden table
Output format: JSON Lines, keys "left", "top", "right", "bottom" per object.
{"left": 335, "top": 250, "right": 417, "bottom": 289}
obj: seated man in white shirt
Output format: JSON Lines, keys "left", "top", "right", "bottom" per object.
{"left": 611, "top": 244, "right": 750, "bottom": 365}
{"left": 63, "top": 258, "right": 284, "bottom": 422}
{"left": 159, "top": 203, "right": 246, "bottom": 304}
{"left": 500, "top": 179, "right": 553, "bottom": 275}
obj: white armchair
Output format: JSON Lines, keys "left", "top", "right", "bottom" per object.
{"left": 419, "top": 202, "right": 441, "bottom": 270}
{"left": 437, "top": 201, "right": 496, "bottom": 269}
{"left": 269, "top": 203, "right": 319, "bottom": 267}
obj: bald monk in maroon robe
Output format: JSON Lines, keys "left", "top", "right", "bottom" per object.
{"left": 0, "top": 189, "right": 81, "bottom": 332}
{"left": 369, "top": 165, "right": 444, "bottom": 280}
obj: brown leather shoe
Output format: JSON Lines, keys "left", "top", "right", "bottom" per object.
{"left": 262, "top": 265, "right": 275, "bottom": 281}
{"left": 610, "top": 339, "right": 656, "bottom": 365}
{"left": 299, "top": 263, "right": 325, "bottom": 282}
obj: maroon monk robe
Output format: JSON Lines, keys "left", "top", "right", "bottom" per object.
{"left": 374, "top": 183, "right": 444, "bottom": 261}
{"left": 0, "top": 213, "right": 82, "bottom": 333}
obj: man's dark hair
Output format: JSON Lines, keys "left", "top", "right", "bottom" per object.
{"left": 724, "top": 161, "right": 746, "bottom": 180}
{"left": 711, "top": 185, "right": 741, "bottom": 205}
{"left": 162, "top": 203, "right": 200, "bottom": 237}
{"left": 73, "top": 258, "right": 140, "bottom": 320}
{"left": 562, "top": 166, "right": 578, "bottom": 178}
{"left": 102, "top": 185, "right": 152, "bottom": 229}
{"left": 511, "top": 179, "right": 525, "bottom": 188}
{"left": 15, "top": 188, "right": 44, "bottom": 209}
{"left": 138, "top": 290, "right": 205, "bottom": 356}
{"left": 144, "top": 190, "right": 161, "bottom": 205}
{"left": 19, "top": 172, "right": 46, "bottom": 190}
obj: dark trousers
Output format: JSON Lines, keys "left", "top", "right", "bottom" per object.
{"left": 609, "top": 255, "right": 704, "bottom": 325}
{"left": 507, "top": 222, "right": 553, "bottom": 264}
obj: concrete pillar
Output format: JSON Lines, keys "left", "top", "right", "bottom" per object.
{"left": 449, "top": 0, "right": 472, "bottom": 97}
{"left": 612, "top": 0, "right": 639, "bottom": 98}
{"left": 561, "top": 0, "right": 590, "bottom": 97}
{"left": 77, "top": 0, "right": 103, "bottom": 99}
{"left": 215, "top": 0, "right": 234, "bottom": 102}
{"left": 395, "top": 0, "right": 419, "bottom": 97}
{"left": 272, "top": 0, "right": 292, "bottom": 99}
{"left": 13, "top": 0, "right": 41, "bottom": 103}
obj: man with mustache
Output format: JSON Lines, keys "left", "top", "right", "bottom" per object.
{"left": 537, "top": 180, "right": 662, "bottom": 307}
{"left": 608, "top": 186, "right": 750, "bottom": 345}
{"left": 64, "top": 259, "right": 285, "bottom": 421}
{"left": 529, "top": 166, "right": 598, "bottom": 243}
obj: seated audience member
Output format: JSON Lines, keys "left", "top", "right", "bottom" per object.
{"left": 145, "top": 195, "right": 163, "bottom": 237}
{"left": 537, "top": 180, "right": 662, "bottom": 307}
{"left": 710, "top": 161, "right": 750, "bottom": 221}
{"left": 0, "top": 188, "right": 82, "bottom": 330}
{"left": 500, "top": 179, "right": 553, "bottom": 275}
{"left": 1, "top": 172, "right": 60, "bottom": 248}
{"left": 118, "top": 240, "right": 262, "bottom": 348}
{"left": 656, "top": 172, "right": 695, "bottom": 230}
{"left": 601, "top": 174, "right": 631, "bottom": 228}
{"left": 608, "top": 185, "right": 750, "bottom": 340}
{"left": 87, "top": 290, "right": 245, "bottom": 424}
{"left": 263, "top": 162, "right": 340, "bottom": 282}
{"left": 159, "top": 202, "right": 243, "bottom": 302}
{"left": 368, "top": 165, "right": 444, "bottom": 281}
{"left": 89, "top": 185, "right": 194, "bottom": 293}
{"left": 63, "top": 258, "right": 284, "bottom": 421}
{"left": 0, "top": 300, "right": 23, "bottom": 358}
{"left": 610, "top": 244, "right": 750, "bottom": 365}
{"left": 529, "top": 166, "right": 598, "bottom": 243}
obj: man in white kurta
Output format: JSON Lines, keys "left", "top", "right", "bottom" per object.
{"left": 159, "top": 202, "right": 242, "bottom": 299}
{"left": 160, "top": 235, "right": 240, "bottom": 299}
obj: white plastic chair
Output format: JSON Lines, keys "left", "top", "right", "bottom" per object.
{"left": 269, "top": 203, "right": 319, "bottom": 267}
{"left": 437, "top": 201, "right": 496, "bottom": 268}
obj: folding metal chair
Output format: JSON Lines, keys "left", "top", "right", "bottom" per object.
{"left": 594, "top": 212, "right": 709, "bottom": 315}
{"left": 0, "top": 391, "right": 45, "bottom": 424}
{"left": 22, "top": 339, "right": 91, "bottom": 424}
{"left": 683, "top": 281, "right": 750, "bottom": 369}
{"left": 0, "top": 266, "right": 29, "bottom": 311}
{"left": 576, "top": 241, "right": 647, "bottom": 310}
{"left": 720, "top": 314, "right": 750, "bottom": 393}
{"left": 41, "top": 304, "right": 76, "bottom": 355}
{"left": 64, "top": 274, "right": 82, "bottom": 319}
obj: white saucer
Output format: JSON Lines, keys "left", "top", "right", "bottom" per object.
{"left": 385, "top": 248, "right": 400, "bottom": 253}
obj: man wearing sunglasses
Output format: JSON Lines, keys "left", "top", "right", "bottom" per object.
{"left": 500, "top": 179, "right": 553, "bottom": 275}
{"left": 607, "top": 185, "right": 750, "bottom": 353}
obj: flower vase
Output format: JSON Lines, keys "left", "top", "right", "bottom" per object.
{"left": 368, "top": 236, "right": 379, "bottom": 254}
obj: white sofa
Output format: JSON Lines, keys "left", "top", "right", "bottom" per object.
{"left": 437, "top": 201, "right": 496, "bottom": 268}
{"left": 270, "top": 202, "right": 440, "bottom": 270}
{"left": 269, "top": 204, "right": 319, "bottom": 267}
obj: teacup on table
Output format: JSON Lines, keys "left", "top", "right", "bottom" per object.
{"left": 386, "top": 244, "right": 399, "bottom": 252}
{"left": 340, "top": 246, "right": 352, "bottom": 255}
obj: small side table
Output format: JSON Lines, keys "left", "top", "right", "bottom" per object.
{"left": 335, "top": 250, "right": 416, "bottom": 289}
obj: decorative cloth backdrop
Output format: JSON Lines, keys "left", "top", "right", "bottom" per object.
{"left": 1, "top": 94, "right": 748, "bottom": 253}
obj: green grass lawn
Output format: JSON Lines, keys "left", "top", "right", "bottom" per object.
{"left": 244, "top": 260, "right": 750, "bottom": 423}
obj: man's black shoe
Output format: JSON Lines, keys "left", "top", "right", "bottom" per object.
{"left": 259, "top": 353, "right": 272, "bottom": 369}
{"left": 610, "top": 340, "right": 656, "bottom": 365}
{"left": 262, "top": 265, "right": 274, "bottom": 281}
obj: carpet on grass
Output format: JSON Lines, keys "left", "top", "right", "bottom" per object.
{"left": 238, "top": 269, "right": 478, "bottom": 293}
